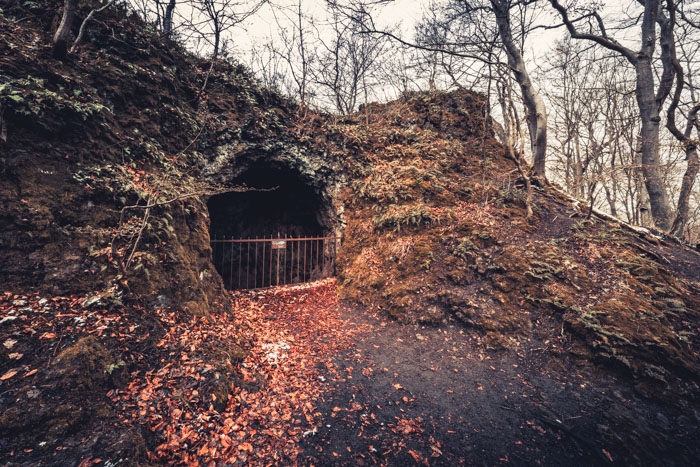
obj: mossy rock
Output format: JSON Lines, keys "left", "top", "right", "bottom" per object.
{"left": 48, "top": 336, "right": 127, "bottom": 390}
{"left": 564, "top": 294, "right": 699, "bottom": 383}
{"left": 95, "top": 427, "right": 150, "bottom": 465}
{"left": 182, "top": 299, "right": 210, "bottom": 317}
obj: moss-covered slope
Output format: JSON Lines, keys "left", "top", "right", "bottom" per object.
{"left": 332, "top": 91, "right": 700, "bottom": 394}
{"left": 0, "top": 0, "right": 334, "bottom": 316}
{"left": 0, "top": 2, "right": 334, "bottom": 462}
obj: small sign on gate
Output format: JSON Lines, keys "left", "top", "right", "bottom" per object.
{"left": 271, "top": 240, "right": 287, "bottom": 250}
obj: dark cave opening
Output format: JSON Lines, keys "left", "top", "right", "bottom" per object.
{"left": 207, "top": 163, "right": 326, "bottom": 239}
{"left": 207, "top": 161, "right": 335, "bottom": 289}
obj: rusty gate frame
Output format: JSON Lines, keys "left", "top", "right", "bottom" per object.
{"left": 210, "top": 235, "right": 338, "bottom": 290}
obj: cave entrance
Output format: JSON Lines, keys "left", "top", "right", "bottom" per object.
{"left": 207, "top": 161, "right": 337, "bottom": 290}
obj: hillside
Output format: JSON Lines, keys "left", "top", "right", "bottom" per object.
{"left": 1, "top": 1, "right": 699, "bottom": 465}
{"left": 331, "top": 93, "right": 700, "bottom": 393}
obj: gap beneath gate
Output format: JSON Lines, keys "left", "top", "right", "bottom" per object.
{"left": 211, "top": 235, "right": 337, "bottom": 290}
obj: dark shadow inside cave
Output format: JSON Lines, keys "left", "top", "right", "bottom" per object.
{"left": 207, "top": 161, "right": 335, "bottom": 289}
{"left": 207, "top": 162, "right": 327, "bottom": 239}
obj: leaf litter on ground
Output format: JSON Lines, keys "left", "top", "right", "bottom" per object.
{"left": 110, "top": 278, "right": 369, "bottom": 465}
{"left": 0, "top": 279, "right": 369, "bottom": 465}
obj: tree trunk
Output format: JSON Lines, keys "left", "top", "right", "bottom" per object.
{"left": 164, "top": 0, "right": 176, "bottom": 35}
{"left": 659, "top": 1, "right": 699, "bottom": 238}
{"left": 53, "top": 0, "right": 78, "bottom": 60}
{"left": 213, "top": 24, "right": 220, "bottom": 60}
{"left": 604, "top": 186, "right": 618, "bottom": 218}
{"left": 670, "top": 142, "right": 699, "bottom": 237}
{"left": 548, "top": 0, "right": 674, "bottom": 231}
{"left": 635, "top": 143, "right": 654, "bottom": 227}
{"left": 634, "top": 0, "right": 674, "bottom": 230}
{"left": 492, "top": 0, "right": 547, "bottom": 178}
{"left": 635, "top": 56, "right": 674, "bottom": 231}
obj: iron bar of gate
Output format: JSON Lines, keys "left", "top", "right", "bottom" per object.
{"left": 296, "top": 240, "right": 301, "bottom": 284}
{"left": 211, "top": 235, "right": 337, "bottom": 290}
{"left": 238, "top": 242, "right": 242, "bottom": 290}
{"left": 303, "top": 240, "right": 307, "bottom": 283}
{"left": 268, "top": 235, "right": 273, "bottom": 287}
{"left": 261, "top": 238, "right": 266, "bottom": 289}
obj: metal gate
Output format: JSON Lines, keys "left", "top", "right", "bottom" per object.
{"left": 211, "top": 235, "right": 337, "bottom": 290}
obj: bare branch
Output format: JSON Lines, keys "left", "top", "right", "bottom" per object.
{"left": 71, "top": 0, "right": 117, "bottom": 53}
{"left": 548, "top": 0, "right": 637, "bottom": 63}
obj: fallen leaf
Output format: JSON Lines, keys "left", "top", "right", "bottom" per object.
{"left": 239, "top": 442, "right": 253, "bottom": 452}
{"left": 408, "top": 450, "right": 424, "bottom": 463}
{"left": 0, "top": 369, "right": 19, "bottom": 381}
{"left": 602, "top": 448, "right": 613, "bottom": 462}
{"left": 3, "top": 338, "right": 17, "bottom": 349}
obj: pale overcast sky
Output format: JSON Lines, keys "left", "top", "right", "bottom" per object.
{"left": 235, "top": 0, "right": 427, "bottom": 53}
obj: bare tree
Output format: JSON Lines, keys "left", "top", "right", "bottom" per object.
{"left": 414, "top": 6, "right": 495, "bottom": 94}
{"left": 248, "top": 41, "right": 291, "bottom": 94}
{"left": 189, "top": 0, "right": 266, "bottom": 60}
{"left": 549, "top": 0, "right": 675, "bottom": 231}
{"left": 540, "top": 40, "right": 660, "bottom": 225}
{"left": 491, "top": 0, "right": 547, "bottom": 178}
{"left": 127, "top": 0, "right": 168, "bottom": 30}
{"left": 349, "top": 0, "right": 549, "bottom": 177}
{"left": 266, "top": 0, "right": 316, "bottom": 106}
{"left": 374, "top": 44, "right": 422, "bottom": 98}
{"left": 662, "top": 4, "right": 700, "bottom": 237}
{"left": 314, "top": 8, "right": 390, "bottom": 115}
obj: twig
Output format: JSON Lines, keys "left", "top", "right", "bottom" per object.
{"left": 119, "top": 187, "right": 250, "bottom": 212}
{"left": 53, "top": 329, "right": 65, "bottom": 357}
{"left": 195, "top": 60, "right": 217, "bottom": 103}
{"left": 177, "top": 122, "right": 208, "bottom": 156}
{"left": 0, "top": 103, "right": 6, "bottom": 143}
{"left": 124, "top": 197, "right": 151, "bottom": 271}
{"left": 70, "top": 0, "right": 116, "bottom": 53}
{"left": 109, "top": 186, "right": 250, "bottom": 277}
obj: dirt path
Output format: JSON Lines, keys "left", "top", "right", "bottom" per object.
{"left": 2, "top": 281, "right": 697, "bottom": 465}
{"left": 300, "top": 303, "right": 699, "bottom": 466}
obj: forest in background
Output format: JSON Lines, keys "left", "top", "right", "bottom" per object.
{"left": 120, "top": 0, "right": 700, "bottom": 243}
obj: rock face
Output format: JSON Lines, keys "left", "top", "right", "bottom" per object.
{"left": 0, "top": 2, "right": 342, "bottom": 317}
